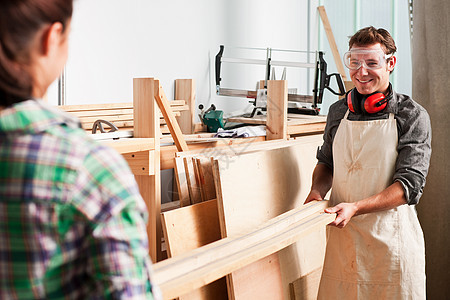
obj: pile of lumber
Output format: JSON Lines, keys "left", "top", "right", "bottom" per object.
{"left": 159, "top": 136, "right": 332, "bottom": 299}
{"left": 60, "top": 100, "right": 189, "bottom": 135}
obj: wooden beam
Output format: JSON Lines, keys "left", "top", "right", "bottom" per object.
{"left": 154, "top": 79, "right": 189, "bottom": 152}
{"left": 318, "top": 6, "right": 348, "bottom": 81}
{"left": 133, "top": 77, "right": 162, "bottom": 262}
{"left": 153, "top": 201, "right": 334, "bottom": 299}
{"left": 266, "top": 80, "right": 288, "bottom": 140}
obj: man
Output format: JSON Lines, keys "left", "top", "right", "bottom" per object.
{"left": 305, "top": 26, "right": 431, "bottom": 299}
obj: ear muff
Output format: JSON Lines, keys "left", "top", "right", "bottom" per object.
{"left": 361, "top": 92, "right": 387, "bottom": 114}
{"left": 347, "top": 89, "right": 362, "bottom": 114}
{"left": 347, "top": 88, "right": 388, "bottom": 114}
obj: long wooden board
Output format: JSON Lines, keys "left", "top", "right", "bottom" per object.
{"left": 153, "top": 201, "right": 333, "bottom": 299}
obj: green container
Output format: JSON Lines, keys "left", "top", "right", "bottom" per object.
{"left": 203, "top": 110, "right": 225, "bottom": 133}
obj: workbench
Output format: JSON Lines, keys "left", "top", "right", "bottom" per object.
{"left": 227, "top": 113, "right": 327, "bottom": 137}
{"left": 60, "top": 78, "right": 329, "bottom": 275}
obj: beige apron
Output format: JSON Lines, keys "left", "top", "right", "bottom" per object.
{"left": 318, "top": 111, "right": 425, "bottom": 299}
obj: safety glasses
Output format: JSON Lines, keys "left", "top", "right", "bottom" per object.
{"left": 343, "top": 49, "right": 393, "bottom": 70}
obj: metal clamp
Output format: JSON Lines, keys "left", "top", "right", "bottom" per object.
{"left": 92, "top": 119, "right": 119, "bottom": 134}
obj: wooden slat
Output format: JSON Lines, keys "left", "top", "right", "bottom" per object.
{"left": 266, "top": 80, "right": 288, "bottom": 140}
{"left": 154, "top": 79, "right": 189, "bottom": 152}
{"left": 184, "top": 157, "right": 202, "bottom": 204}
{"left": 60, "top": 100, "right": 186, "bottom": 112}
{"left": 175, "top": 79, "right": 196, "bottom": 134}
{"left": 153, "top": 201, "right": 334, "bottom": 299}
{"left": 174, "top": 157, "right": 191, "bottom": 207}
{"left": 318, "top": 6, "right": 347, "bottom": 81}
{"left": 195, "top": 157, "right": 216, "bottom": 202}
{"left": 68, "top": 107, "right": 133, "bottom": 118}
{"left": 103, "top": 138, "right": 155, "bottom": 154}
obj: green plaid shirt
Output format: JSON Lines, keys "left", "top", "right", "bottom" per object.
{"left": 0, "top": 100, "right": 159, "bottom": 299}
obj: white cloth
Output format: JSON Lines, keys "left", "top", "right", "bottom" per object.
{"left": 214, "top": 125, "right": 266, "bottom": 138}
{"left": 318, "top": 111, "right": 425, "bottom": 299}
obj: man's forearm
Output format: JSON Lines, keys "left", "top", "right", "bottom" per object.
{"left": 354, "top": 181, "right": 408, "bottom": 216}
{"left": 311, "top": 163, "right": 333, "bottom": 199}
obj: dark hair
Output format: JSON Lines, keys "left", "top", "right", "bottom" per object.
{"left": 0, "top": 0, "right": 73, "bottom": 107}
{"left": 349, "top": 26, "right": 397, "bottom": 55}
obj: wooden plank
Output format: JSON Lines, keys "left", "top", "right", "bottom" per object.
{"left": 161, "top": 199, "right": 227, "bottom": 300}
{"left": 318, "top": 6, "right": 347, "bottom": 81}
{"left": 195, "top": 157, "right": 216, "bottom": 202}
{"left": 174, "top": 157, "right": 191, "bottom": 207}
{"left": 266, "top": 80, "right": 288, "bottom": 140}
{"left": 184, "top": 157, "right": 202, "bottom": 204}
{"left": 175, "top": 79, "right": 196, "bottom": 134}
{"left": 154, "top": 79, "right": 189, "bottom": 152}
{"left": 61, "top": 102, "right": 134, "bottom": 111}
{"left": 287, "top": 123, "right": 326, "bottom": 136}
{"left": 344, "top": 80, "right": 355, "bottom": 92}
{"left": 161, "top": 199, "right": 221, "bottom": 258}
{"left": 60, "top": 100, "right": 186, "bottom": 112}
{"left": 153, "top": 201, "right": 334, "bottom": 299}
{"left": 133, "top": 77, "right": 162, "bottom": 262}
{"left": 289, "top": 267, "right": 322, "bottom": 300}
{"left": 68, "top": 107, "right": 133, "bottom": 118}
{"left": 103, "top": 138, "right": 155, "bottom": 154}
{"left": 212, "top": 136, "right": 325, "bottom": 298}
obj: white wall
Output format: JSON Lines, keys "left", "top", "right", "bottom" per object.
{"left": 49, "top": 0, "right": 314, "bottom": 116}
{"left": 49, "top": 0, "right": 227, "bottom": 107}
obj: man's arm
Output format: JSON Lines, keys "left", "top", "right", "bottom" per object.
{"left": 304, "top": 163, "right": 333, "bottom": 204}
{"left": 325, "top": 181, "right": 407, "bottom": 228}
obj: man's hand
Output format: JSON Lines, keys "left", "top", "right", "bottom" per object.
{"left": 325, "top": 203, "right": 358, "bottom": 228}
{"left": 304, "top": 189, "right": 324, "bottom": 204}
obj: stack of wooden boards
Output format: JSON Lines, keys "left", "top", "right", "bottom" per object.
{"left": 159, "top": 135, "right": 333, "bottom": 299}
{"left": 60, "top": 100, "right": 189, "bottom": 135}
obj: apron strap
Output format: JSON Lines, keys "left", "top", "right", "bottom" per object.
{"left": 344, "top": 110, "right": 350, "bottom": 119}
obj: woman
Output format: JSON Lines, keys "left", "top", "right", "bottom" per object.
{"left": 0, "top": 1, "right": 159, "bottom": 298}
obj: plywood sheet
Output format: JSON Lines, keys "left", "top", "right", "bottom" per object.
{"left": 161, "top": 200, "right": 227, "bottom": 299}
{"left": 213, "top": 135, "right": 324, "bottom": 299}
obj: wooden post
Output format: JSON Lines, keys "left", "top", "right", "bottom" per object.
{"left": 318, "top": 6, "right": 348, "bottom": 81}
{"left": 133, "top": 78, "right": 162, "bottom": 262}
{"left": 266, "top": 80, "right": 288, "bottom": 140}
{"left": 175, "top": 79, "right": 196, "bottom": 134}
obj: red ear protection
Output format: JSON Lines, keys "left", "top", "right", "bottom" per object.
{"left": 347, "top": 88, "right": 388, "bottom": 114}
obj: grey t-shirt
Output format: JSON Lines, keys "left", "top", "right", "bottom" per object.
{"left": 317, "top": 87, "right": 432, "bottom": 205}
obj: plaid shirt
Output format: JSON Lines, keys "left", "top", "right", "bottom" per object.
{"left": 0, "top": 100, "right": 159, "bottom": 299}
